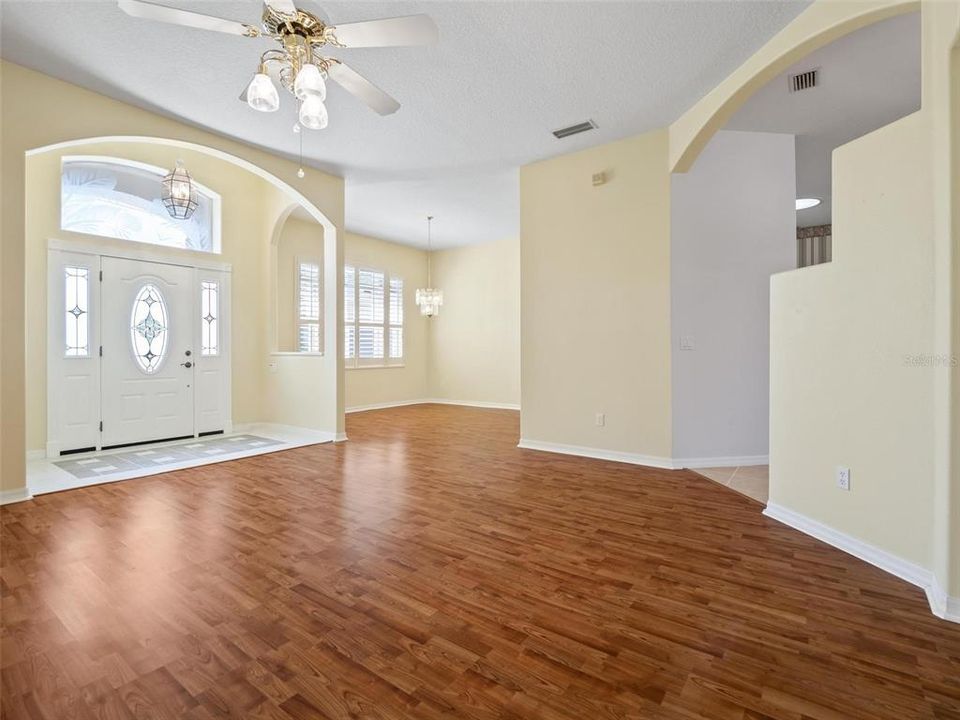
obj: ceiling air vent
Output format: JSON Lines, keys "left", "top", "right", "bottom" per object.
{"left": 789, "top": 69, "right": 819, "bottom": 92}
{"left": 552, "top": 120, "right": 597, "bottom": 139}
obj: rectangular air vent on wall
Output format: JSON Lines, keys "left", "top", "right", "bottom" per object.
{"left": 552, "top": 120, "right": 597, "bottom": 139}
{"left": 789, "top": 69, "right": 819, "bottom": 92}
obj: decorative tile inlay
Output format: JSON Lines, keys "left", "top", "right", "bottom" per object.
{"left": 54, "top": 435, "right": 282, "bottom": 479}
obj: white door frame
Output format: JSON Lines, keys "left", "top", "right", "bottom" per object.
{"left": 46, "top": 239, "right": 232, "bottom": 457}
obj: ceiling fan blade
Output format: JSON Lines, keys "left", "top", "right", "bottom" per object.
{"left": 263, "top": 0, "right": 298, "bottom": 17}
{"left": 118, "top": 0, "right": 258, "bottom": 36}
{"left": 328, "top": 14, "right": 438, "bottom": 48}
{"left": 327, "top": 62, "right": 400, "bottom": 115}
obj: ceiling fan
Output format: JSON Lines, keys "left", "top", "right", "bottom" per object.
{"left": 117, "top": 0, "right": 438, "bottom": 130}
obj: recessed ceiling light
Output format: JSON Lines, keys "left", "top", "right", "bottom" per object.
{"left": 796, "top": 198, "right": 821, "bottom": 210}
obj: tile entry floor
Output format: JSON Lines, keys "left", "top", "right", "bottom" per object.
{"left": 694, "top": 464, "right": 769, "bottom": 504}
{"left": 53, "top": 434, "right": 282, "bottom": 479}
{"left": 28, "top": 424, "right": 332, "bottom": 496}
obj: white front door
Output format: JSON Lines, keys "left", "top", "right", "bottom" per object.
{"left": 100, "top": 257, "right": 195, "bottom": 447}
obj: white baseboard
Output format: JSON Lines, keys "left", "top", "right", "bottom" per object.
{"left": 517, "top": 438, "right": 675, "bottom": 470}
{"left": 424, "top": 398, "right": 520, "bottom": 411}
{"left": 346, "top": 399, "right": 521, "bottom": 414}
{"left": 677, "top": 454, "right": 768, "bottom": 469}
{"left": 928, "top": 575, "right": 960, "bottom": 623}
{"left": 346, "top": 399, "right": 427, "bottom": 414}
{"left": 334, "top": 432, "right": 348, "bottom": 442}
{"left": 232, "top": 422, "right": 336, "bottom": 443}
{"left": 764, "top": 502, "right": 958, "bottom": 624}
{"left": 0, "top": 487, "right": 33, "bottom": 506}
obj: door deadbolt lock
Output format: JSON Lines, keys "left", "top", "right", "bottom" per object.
{"left": 181, "top": 361, "right": 193, "bottom": 369}
{"left": 185, "top": 350, "right": 192, "bottom": 357}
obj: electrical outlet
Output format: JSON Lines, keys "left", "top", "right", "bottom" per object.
{"left": 680, "top": 335, "right": 696, "bottom": 351}
{"left": 836, "top": 466, "right": 851, "bottom": 491}
{"left": 595, "top": 413, "right": 605, "bottom": 427}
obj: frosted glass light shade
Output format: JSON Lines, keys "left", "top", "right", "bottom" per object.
{"left": 294, "top": 63, "right": 326, "bottom": 101}
{"left": 246, "top": 72, "right": 280, "bottom": 112}
{"left": 299, "top": 95, "right": 328, "bottom": 130}
{"left": 415, "top": 288, "right": 443, "bottom": 317}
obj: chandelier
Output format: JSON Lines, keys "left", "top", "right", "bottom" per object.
{"left": 415, "top": 215, "right": 443, "bottom": 318}
{"left": 161, "top": 160, "right": 198, "bottom": 220}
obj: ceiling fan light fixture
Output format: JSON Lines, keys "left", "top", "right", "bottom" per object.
{"left": 246, "top": 70, "right": 280, "bottom": 112}
{"left": 294, "top": 62, "right": 326, "bottom": 101}
{"left": 299, "top": 95, "right": 329, "bottom": 130}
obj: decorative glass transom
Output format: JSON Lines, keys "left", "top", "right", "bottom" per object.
{"left": 130, "top": 284, "right": 169, "bottom": 374}
{"left": 200, "top": 281, "right": 219, "bottom": 356}
{"left": 61, "top": 158, "right": 219, "bottom": 253}
{"left": 65, "top": 266, "right": 90, "bottom": 357}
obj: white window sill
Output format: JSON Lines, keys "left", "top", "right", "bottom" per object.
{"left": 270, "top": 351, "right": 325, "bottom": 357}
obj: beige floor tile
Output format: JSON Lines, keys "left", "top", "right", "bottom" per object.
{"left": 694, "top": 465, "right": 769, "bottom": 504}
{"left": 696, "top": 467, "right": 737, "bottom": 485}
{"left": 728, "top": 470, "right": 769, "bottom": 504}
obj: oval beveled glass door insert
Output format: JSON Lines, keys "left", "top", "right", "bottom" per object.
{"left": 130, "top": 283, "right": 169, "bottom": 374}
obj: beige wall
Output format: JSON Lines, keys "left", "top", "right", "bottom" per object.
{"left": 519, "top": 130, "right": 672, "bottom": 460}
{"left": 926, "top": 0, "right": 960, "bottom": 606}
{"left": 769, "top": 111, "right": 934, "bottom": 566}
{"left": 343, "top": 232, "right": 429, "bottom": 411}
{"left": 275, "top": 217, "right": 325, "bottom": 353}
{"left": 1, "top": 61, "right": 345, "bottom": 493}
{"left": 428, "top": 237, "right": 520, "bottom": 407}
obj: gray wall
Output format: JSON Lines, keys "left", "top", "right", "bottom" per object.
{"left": 670, "top": 130, "right": 796, "bottom": 463}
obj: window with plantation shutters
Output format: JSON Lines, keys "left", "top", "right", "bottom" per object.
{"left": 344, "top": 264, "right": 404, "bottom": 367}
{"left": 297, "top": 260, "right": 321, "bottom": 353}
{"left": 389, "top": 278, "right": 403, "bottom": 360}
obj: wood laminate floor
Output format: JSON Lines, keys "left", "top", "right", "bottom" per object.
{"left": 2, "top": 404, "right": 959, "bottom": 719}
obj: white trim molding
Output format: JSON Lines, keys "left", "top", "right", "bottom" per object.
{"left": 928, "top": 575, "right": 960, "bottom": 623}
{"left": 0, "top": 487, "right": 33, "bottom": 506}
{"left": 346, "top": 399, "right": 521, "bottom": 414}
{"left": 232, "top": 422, "right": 336, "bottom": 443}
{"left": 346, "top": 399, "right": 429, "bottom": 414}
{"left": 764, "top": 502, "right": 959, "bottom": 624}
{"left": 27, "top": 449, "right": 47, "bottom": 461}
{"left": 517, "top": 438, "right": 675, "bottom": 470}
{"left": 676, "top": 454, "right": 769, "bottom": 469}
{"left": 425, "top": 399, "right": 520, "bottom": 411}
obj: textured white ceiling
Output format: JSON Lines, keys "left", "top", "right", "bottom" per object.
{"left": 726, "top": 12, "right": 920, "bottom": 228}
{"left": 1, "top": 0, "right": 809, "bottom": 247}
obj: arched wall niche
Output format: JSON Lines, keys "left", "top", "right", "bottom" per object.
{"left": 268, "top": 204, "right": 327, "bottom": 355}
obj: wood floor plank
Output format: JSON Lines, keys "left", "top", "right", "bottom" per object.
{"left": 3, "top": 404, "right": 959, "bottom": 719}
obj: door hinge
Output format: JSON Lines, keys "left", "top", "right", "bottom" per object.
{"left": 99, "top": 345, "right": 103, "bottom": 357}
{"left": 99, "top": 270, "right": 103, "bottom": 281}
{"left": 99, "top": 421, "right": 103, "bottom": 432}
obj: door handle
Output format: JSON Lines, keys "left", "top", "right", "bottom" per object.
{"left": 180, "top": 361, "right": 193, "bottom": 369}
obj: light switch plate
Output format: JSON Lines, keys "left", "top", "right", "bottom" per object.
{"left": 680, "top": 335, "right": 696, "bottom": 351}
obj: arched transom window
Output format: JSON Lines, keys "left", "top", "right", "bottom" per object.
{"left": 61, "top": 156, "right": 221, "bottom": 253}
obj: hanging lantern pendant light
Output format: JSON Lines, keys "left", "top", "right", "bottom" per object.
{"left": 415, "top": 215, "right": 444, "bottom": 317}
{"left": 161, "top": 159, "right": 199, "bottom": 220}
